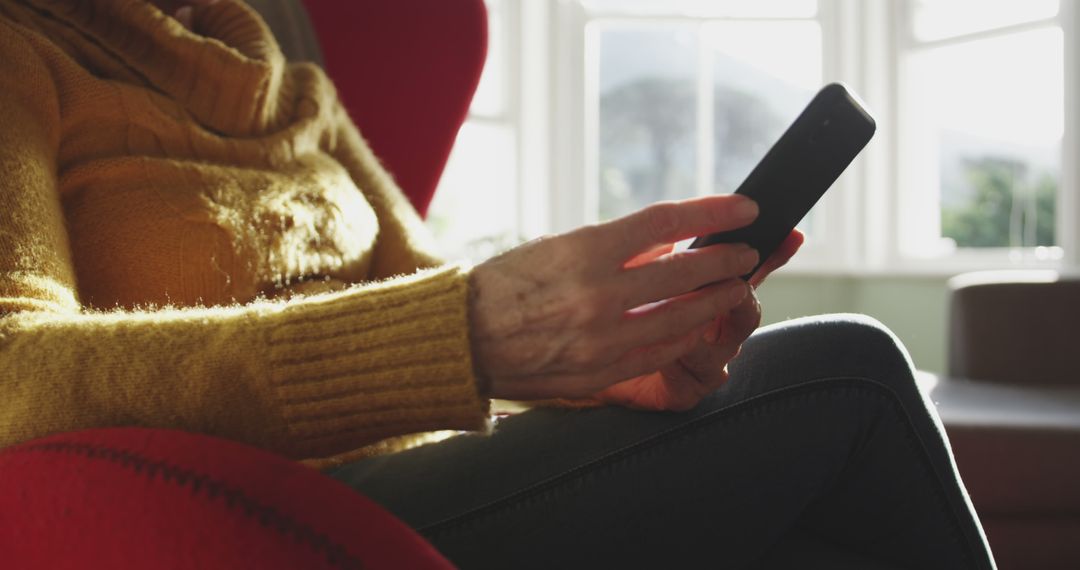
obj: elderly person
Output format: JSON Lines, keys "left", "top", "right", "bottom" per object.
{"left": 0, "top": 0, "right": 995, "bottom": 567}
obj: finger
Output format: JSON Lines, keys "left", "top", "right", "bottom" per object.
{"left": 703, "top": 313, "right": 723, "bottom": 344}
{"left": 618, "top": 243, "right": 758, "bottom": 310}
{"left": 497, "top": 281, "right": 741, "bottom": 381}
{"left": 602, "top": 320, "right": 713, "bottom": 386}
{"left": 614, "top": 279, "right": 748, "bottom": 354}
{"left": 589, "top": 281, "right": 745, "bottom": 376}
{"left": 671, "top": 355, "right": 729, "bottom": 393}
{"left": 680, "top": 332, "right": 739, "bottom": 381}
{"left": 649, "top": 357, "right": 730, "bottom": 412}
{"left": 623, "top": 243, "right": 674, "bottom": 270}
{"left": 676, "top": 362, "right": 730, "bottom": 403}
{"left": 540, "top": 319, "right": 714, "bottom": 400}
{"left": 703, "top": 296, "right": 758, "bottom": 345}
{"left": 591, "top": 195, "right": 759, "bottom": 263}
{"left": 710, "top": 293, "right": 762, "bottom": 348}
{"left": 749, "top": 229, "right": 804, "bottom": 288}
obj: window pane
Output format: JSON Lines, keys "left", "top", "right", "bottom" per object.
{"left": 707, "top": 21, "right": 822, "bottom": 195}
{"left": 427, "top": 123, "right": 518, "bottom": 260}
{"left": 583, "top": 0, "right": 816, "bottom": 18}
{"left": 912, "top": 0, "right": 1059, "bottom": 42}
{"left": 598, "top": 24, "right": 698, "bottom": 220}
{"left": 904, "top": 28, "right": 1062, "bottom": 248}
{"left": 470, "top": 0, "right": 506, "bottom": 117}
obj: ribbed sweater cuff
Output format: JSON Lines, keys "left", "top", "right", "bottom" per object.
{"left": 268, "top": 265, "right": 488, "bottom": 458}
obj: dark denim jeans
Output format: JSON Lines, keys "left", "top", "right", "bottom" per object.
{"left": 330, "top": 314, "right": 997, "bottom": 569}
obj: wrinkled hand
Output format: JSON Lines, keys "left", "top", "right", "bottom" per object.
{"left": 592, "top": 230, "right": 804, "bottom": 411}
{"left": 469, "top": 195, "right": 762, "bottom": 401}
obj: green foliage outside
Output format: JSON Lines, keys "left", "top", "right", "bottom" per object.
{"left": 941, "top": 156, "right": 1056, "bottom": 248}
{"left": 598, "top": 78, "right": 1058, "bottom": 249}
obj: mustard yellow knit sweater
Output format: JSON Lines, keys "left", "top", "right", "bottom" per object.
{"left": 0, "top": 0, "right": 490, "bottom": 466}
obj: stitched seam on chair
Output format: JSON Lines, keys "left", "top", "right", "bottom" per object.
{"left": 9, "top": 441, "right": 365, "bottom": 570}
{"left": 418, "top": 377, "right": 979, "bottom": 568}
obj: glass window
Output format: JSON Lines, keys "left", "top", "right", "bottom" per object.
{"left": 582, "top": 0, "right": 817, "bottom": 18}
{"left": 911, "top": 0, "right": 1059, "bottom": 42}
{"left": 428, "top": 123, "right": 519, "bottom": 260}
{"left": 427, "top": 0, "right": 518, "bottom": 261}
{"left": 902, "top": 27, "right": 1063, "bottom": 250}
{"left": 430, "top": 0, "right": 1074, "bottom": 271}
{"left": 597, "top": 24, "right": 698, "bottom": 220}
{"left": 469, "top": 0, "right": 506, "bottom": 117}
{"left": 706, "top": 21, "right": 822, "bottom": 194}
{"left": 594, "top": 18, "right": 823, "bottom": 228}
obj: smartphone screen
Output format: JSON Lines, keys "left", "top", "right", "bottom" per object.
{"left": 689, "top": 83, "right": 876, "bottom": 279}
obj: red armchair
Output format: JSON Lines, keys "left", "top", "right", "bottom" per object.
{"left": 1, "top": 2, "right": 490, "bottom": 567}
{"left": 302, "top": 0, "right": 488, "bottom": 217}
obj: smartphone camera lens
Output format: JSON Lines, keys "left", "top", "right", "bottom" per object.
{"left": 809, "top": 118, "right": 832, "bottom": 144}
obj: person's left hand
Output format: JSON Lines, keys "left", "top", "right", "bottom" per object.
{"left": 592, "top": 230, "right": 804, "bottom": 411}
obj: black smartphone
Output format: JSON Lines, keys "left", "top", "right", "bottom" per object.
{"left": 689, "top": 83, "right": 876, "bottom": 279}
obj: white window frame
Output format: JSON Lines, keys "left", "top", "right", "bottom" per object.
{"left": 884, "top": 0, "right": 1077, "bottom": 274}
{"left": 446, "top": 0, "right": 554, "bottom": 246}
{"left": 1064, "top": 0, "right": 1080, "bottom": 268}
{"left": 546, "top": 1, "right": 855, "bottom": 273}
{"left": 452, "top": 1, "right": 1079, "bottom": 275}
{"left": 533, "top": 0, "right": 1080, "bottom": 275}
{"left": 430, "top": 0, "right": 553, "bottom": 260}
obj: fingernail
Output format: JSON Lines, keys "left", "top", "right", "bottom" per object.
{"left": 728, "top": 281, "right": 748, "bottom": 305}
{"left": 734, "top": 199, "right": 758, "bottom": 221}
{"left": 739, "top": 248, "right": 759, "bottom": 269}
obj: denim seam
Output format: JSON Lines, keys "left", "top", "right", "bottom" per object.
{"left": 818, "top": 382, "right": 972, "bottom": 567}
{"left": 831, "top": 378, "right": 977, "bottom": 568}
{"left": 418, "top": 376, "right": 979, "bottom": 567}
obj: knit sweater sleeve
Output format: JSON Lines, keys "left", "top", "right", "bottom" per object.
{"left": 0, "top": 25, "right": 488, "bottom": 461}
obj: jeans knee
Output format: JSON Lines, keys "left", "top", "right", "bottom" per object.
{"left": 821, "top": 313, "right": 913, "bottom": 370}
{"left": 737, "top": 313, "right": 918, "bottom": 395}
{"left": 808, "top": 314, "right": 909, "bottom": 361}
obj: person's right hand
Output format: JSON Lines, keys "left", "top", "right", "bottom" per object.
{"left": 468, "top": 195, "right": 761, "bottom": 401}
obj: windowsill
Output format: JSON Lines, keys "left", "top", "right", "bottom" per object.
{"left": 769, "top": 259, "right": 1075, "bottom": 280}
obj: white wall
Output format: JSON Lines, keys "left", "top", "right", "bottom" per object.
{"left": 756, "top": 274, "right": 952, "bottom": 373}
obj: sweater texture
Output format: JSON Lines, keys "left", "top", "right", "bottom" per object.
{"left": 0, "top": 0, "right": 489, "bottom": 467}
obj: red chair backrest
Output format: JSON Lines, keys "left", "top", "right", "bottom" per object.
{"left": 302, "top": 0, "right": 488, "bottom": 217}
{"left": 1, "top": 428, "right": 455, "bottom": 568}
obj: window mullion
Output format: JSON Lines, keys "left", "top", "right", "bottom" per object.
{"left": 890, "top": 0, "right": 1068, "bottom": 269}
{"left": 1061, "top": 0, "right": 1080, "bottom": 266}
{"left": 864, "top": 0, "right": 901, "bottom": 270}
{"left": 695, "top": 22, "right": 714, "bottom": 198}
{"left": 517, "top": 0, "right": 551, "bottom": 241}
{"left": 906, "top": 17, "right": 1061, "bottom": 51}
{"left": 816, "top": 0, "right": 848, "bottom": 269}
{"left": 551, "top": 1, "right": 590, "bottom": 233}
